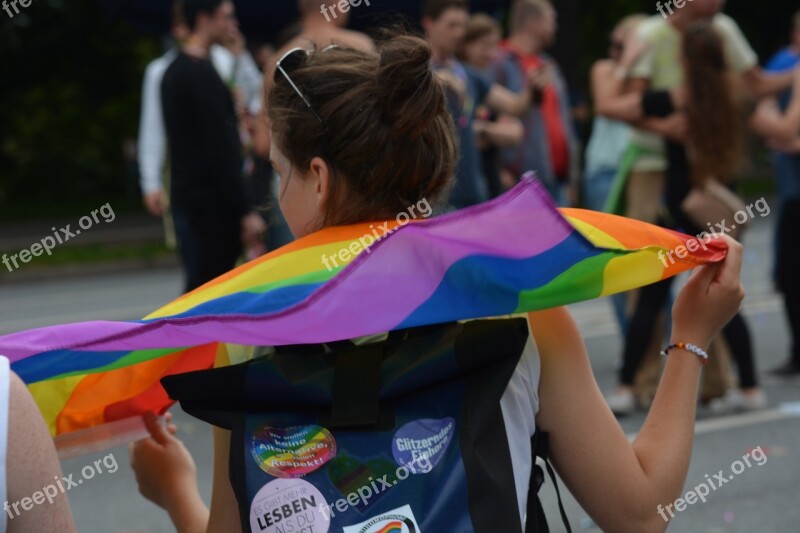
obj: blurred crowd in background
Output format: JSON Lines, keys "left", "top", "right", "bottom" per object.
{"left": 130, "top": 0, "right": 800, "bottom": 418}
{"left": 1, "top": 0, "right": 799, "bottom": 414}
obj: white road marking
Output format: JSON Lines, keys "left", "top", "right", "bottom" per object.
{"left": 627, "top": 407, "right": 800, "bottom": 441}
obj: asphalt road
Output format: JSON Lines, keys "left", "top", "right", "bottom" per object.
{"left": 0, "top": 215, "right": 797, "bottom": 532}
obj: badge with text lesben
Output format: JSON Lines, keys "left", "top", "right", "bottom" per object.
{"left": 342, "top": 504, "right": 421, "bottom": 533}
{"left": 250, "top": 478, "right": 331, "bottom": 533}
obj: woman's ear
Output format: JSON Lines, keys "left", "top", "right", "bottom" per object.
{"left": 308, "top": 156, "right": 332, "bottom": 212}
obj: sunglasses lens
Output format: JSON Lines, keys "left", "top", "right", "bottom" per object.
{"left": 275, "top": 48, "right": 307, "bottom": 84}
{"left": 272, "top": 47, "right": 326, "bottom": 125}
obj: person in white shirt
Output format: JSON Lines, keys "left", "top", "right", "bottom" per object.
{"left": 137, "top": 14, "right": 262, "bottom": 216}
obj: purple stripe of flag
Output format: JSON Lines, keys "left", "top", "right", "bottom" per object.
{"left": 0, "top": 177, "right": 573, "bottom": 362}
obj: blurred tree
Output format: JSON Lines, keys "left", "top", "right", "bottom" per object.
{"left": 0, "top": 0, "right": 158, "bottom": 215}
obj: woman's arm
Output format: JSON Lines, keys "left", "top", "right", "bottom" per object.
{"left": 750, "top": 68, "right": 800, "bottom": 140}
{"left": 206, "top": 427, "right": 243, "bottom": 533}
{"left": 474, "top": 116, "right": 524, "bottom": 148}
{"left": 486, "top": 61, "right": 554, "bottom": 117}
{"left": 592, "top": 34, "right": 655, "bottom": 123}
{"left": 592, "top": 60, "right": 644, "bottom": 123}
{"left": 129, "top": 412, "right": 209, "bottom": 533}
{"left": 485, "top": 83, "right": 538, "bottom": 117}
{"left": 6, "top": 372, "right": 76, "bottom": 533}
{"left": 591, "top": 61, "right": 684, "bottom": 144}
{"left": 595, "top": 39, "right": 686, "bottom": 142}
{"left": 742, "top": 65, "right": 796, "bottom": 99}
{"left": 533, "top": 237, "right": 744, "bottom": 533}
{"left": 129, "top": 415, "right": 242, "bottom": 532}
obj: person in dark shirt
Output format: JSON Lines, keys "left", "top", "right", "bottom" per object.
{"left": 162, "top": 0, "right": 265, "bottom": 292}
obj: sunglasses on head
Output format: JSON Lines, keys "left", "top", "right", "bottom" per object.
{"left": 274, "top": 45, "right": 339, "bottom": 125}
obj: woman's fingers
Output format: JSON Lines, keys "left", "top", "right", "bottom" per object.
{"left": 685, "top": 262, "right": 721, "bottom": 294}
{"left": 715, "top": 235, "right": 743, "bottom": 287}
{"left": 143, "top": 412, "right": 171, "bottom": 446}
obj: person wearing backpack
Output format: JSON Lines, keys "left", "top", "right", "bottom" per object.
{"left": 130, "top": 33, "right": 746, "bottom": 533}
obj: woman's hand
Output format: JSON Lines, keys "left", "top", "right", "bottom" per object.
{"left": 225, "top": 27, "right": 246, "bottom": 57}
{"left": 130, "top": 412, "right": 193, "bottom": 509}
{"left": 671, "top": 235, "right": 745, "bottom": 351}
{"left": 527, "top": 62, "right": 553, "bottom": 90}
{"left": 649, "top": 113, "right": 688, "bottom": 143}
{"left": 129, "top": 412, "right": 209, "bottom": 533}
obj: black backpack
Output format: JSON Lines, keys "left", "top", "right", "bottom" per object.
{"left": 164, "top": 318, "right": 572, "bottom": 533}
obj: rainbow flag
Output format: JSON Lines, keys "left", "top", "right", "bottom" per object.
{"left": 374, "top": 522, "right": 403, "bottom": 533}
{"left": 0, "top": 176, "right": 726, "bottom": 456}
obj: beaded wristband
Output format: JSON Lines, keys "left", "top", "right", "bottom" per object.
{"left": 661, "top": 342, "right": 709, "bottom": 365}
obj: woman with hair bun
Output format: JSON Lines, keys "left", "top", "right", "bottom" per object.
{"left": 132, "top": 33, "right": 746, "bottom": 533}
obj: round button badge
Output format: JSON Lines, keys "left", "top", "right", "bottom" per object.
{"left": 251, "top": 425, "right": 337, "bottom": 479}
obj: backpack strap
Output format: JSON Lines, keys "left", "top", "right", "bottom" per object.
{"left": 318, "top": 327, "right": 441, "bottom": 429}
{"left": 327, "top": 343, "right": 384, "bottom": 428}
{"left": 527, "top": 431, "right": 572, "bottom": 533}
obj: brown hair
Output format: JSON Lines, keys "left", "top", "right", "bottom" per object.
{"left": 171, "top": 0, "right": 185, "bottom": 26}
{"left": 683, "top": 21, "right": 744, "bottom": 185}
{"left": 182, "top": 0, "right": 226, "bottom": 32}
{"left": 509, "top": 0, "right": 552, "bottom": 34}
{"left": 463, "top": 13, "right": 501, "bottom": 45}
{"left": 422, "top": 0, "right": 469, "bottom": 21}
{"left": 268, "top": 34, "right": 457, "bottom": 227}
{"left": 299, "top": 0, "right": 334, "bottom": 15}
{"left": 456, "top": 13, "right": 501, "bottom": 62}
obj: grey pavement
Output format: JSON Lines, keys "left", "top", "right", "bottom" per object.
{"left": 0, "top": 212, "right": 797, "bottom": 532}
{"left": 0, "top": 213, "right": 164, "bottom": 251}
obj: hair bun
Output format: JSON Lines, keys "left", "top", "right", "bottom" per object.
{"left": 376, "top": 35, "right": 443, "bottom": 137}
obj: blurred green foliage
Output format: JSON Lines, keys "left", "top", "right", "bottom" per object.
{"left": 0, "top": 0, "right": 159, "bottom": 215}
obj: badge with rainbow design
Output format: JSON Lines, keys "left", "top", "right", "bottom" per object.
{"left": 250, "top": 425, "right": 337, "bottom": 478}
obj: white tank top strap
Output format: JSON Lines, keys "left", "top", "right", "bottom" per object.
{"left": 0, "top": 356, "right": 10, "bottom": 533}
{"left": 500, "top": 324, "right": 542, "bottom": 528}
